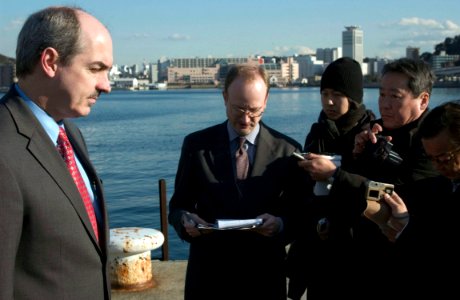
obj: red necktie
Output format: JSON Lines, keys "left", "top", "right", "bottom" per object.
{"left": 235, "top": 137, "right": 249, "bottom": 180}
{"left": 57, "top": 127, "right": 99, "bottom": 242}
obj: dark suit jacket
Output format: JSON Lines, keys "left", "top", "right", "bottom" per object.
{"left": 395, "top": 176, "right": 460, "bottom": 299}
{"left": 0, "top": 87, "right": 111, "bottom": 299}
{"left": 168, "top": 121, "right": 313, "bottom": 300}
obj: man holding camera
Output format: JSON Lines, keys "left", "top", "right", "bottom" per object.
{"left": 351, "top": 58, "right": 439, "bottom": 236}
{"left": 299, "top": 58, "right": 440, "bottom": 299}
{"left": 347, "top": 58, "right": 439, "bottom": 299}
{"left": 383, "top": 100, "right": 460, "bottom": 299}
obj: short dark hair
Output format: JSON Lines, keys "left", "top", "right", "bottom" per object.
{"left": 381, "top": 58, "right": 435, "bottom": 97}
{"left": 224, "top": 63, "right": 270, "bottom": 95}
{"left": 16, "top": 6, "right": 85, "bottom": 78}
{"left": 419, "top": 100, "right": 460, "bottom": 147}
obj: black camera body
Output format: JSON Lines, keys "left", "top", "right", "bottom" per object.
{"left": 365, "top": 135, "right": 403, "bottom": 166}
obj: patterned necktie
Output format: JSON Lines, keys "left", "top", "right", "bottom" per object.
{"left": 57, "top": 127, "right": 99, "bottom": 242}
{"left": 235, "top": 137, "right": 249, "bottom": 180}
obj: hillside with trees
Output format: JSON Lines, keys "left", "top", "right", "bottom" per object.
{"left": 421, "top": 34, "right": 460, "bottom": 65}
{"left": 434, "top": 35, "right": 460, "bottom": 55}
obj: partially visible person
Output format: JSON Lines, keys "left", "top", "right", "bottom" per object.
{"left": 291, "top": 58, "right": 439, "bottom": 299}
{"left": 0, "top": 6, "right": 113, "bottom": 299}
{"left": 374, "top": 100, "right": 460, "bottom": 298}
{"left": 168, "top": 63, "right": 312, "bottom": 300}
{"left": 286, "top": 57, "right": 375, "bottom": 300}
{"left": 345, "top": 58, "right": 439, "bottom": 299}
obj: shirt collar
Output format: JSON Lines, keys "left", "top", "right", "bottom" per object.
{"left": 227, "top": 121, "right": 260, "bottom": 145}
{"left": 15, "top": 83, "right": 61, "bottom": 144}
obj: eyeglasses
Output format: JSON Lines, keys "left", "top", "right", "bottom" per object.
{"left": 231, "top": 105, "right": 264, "bottom": 118}
{"left": 426, "top": 146, "right": 460, "bottom": 164}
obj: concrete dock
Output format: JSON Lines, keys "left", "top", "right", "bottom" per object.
{"left": 111, "top": 259, "right": 307, "bottom": 300}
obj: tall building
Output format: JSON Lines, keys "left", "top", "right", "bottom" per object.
{"left": 342, "top": 26, "right": 364, "bottom": 65}
{"left": 406, "top": 47, "right": 420, "bottom": 60}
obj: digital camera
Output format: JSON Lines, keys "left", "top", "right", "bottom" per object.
{"left": 366, "top": 180, "right": 394, "bottom": 201}
{"left": 364, "top": 135, "right": 403, "bottom": 166}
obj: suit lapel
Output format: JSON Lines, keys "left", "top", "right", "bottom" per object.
{"left": 251, "top": 123, "right": 278, "bottom": 176}
{"left": 5, "top": 93, "right": 101, "bottom": 248}
{"left": 209, "top": 123, "right": 234, "bottom": 182}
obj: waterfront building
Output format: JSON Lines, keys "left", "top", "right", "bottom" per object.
{"left": 316, "top": 47, "right": 342, "bottom": 64}
{"left": 112, "top": 77, "right": 139, "bottom": 90}
{"left": 263, "top": 63, "right": 283, "bottom": 86}
{"left": 431, "top": 51, "right": 460, "bottom": 70}
{"left": 295, "top": 54, "right": 324, "bottom": 84}
{"left": 167, "top": 65, "right": 219, "bottom": 85}
{"left": 149, "top": 63, "right": 159, "bottom": 83}
{"left": 169, "top": 57, "right": 251, "bottom": 68}
{"left": 342, "top": 25, "right": 364, "bottom": 65}
{"left": 365, "top": 57, "right": 392, "bottom": 80}
{"left": 280, "top": 57, "right": 300, "bottom": 84}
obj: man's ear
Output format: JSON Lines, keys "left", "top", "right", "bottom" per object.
{"left": 40, "top": 47, "right": 59, "bottom": 77}
{"left": 419, "top": 91, "right": 430, "bottom": 111}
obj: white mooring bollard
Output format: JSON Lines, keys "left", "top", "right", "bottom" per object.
{"left": 109, "top": 227, "right": 164, "bottom": 291}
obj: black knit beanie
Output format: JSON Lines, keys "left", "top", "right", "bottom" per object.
{"left": 320, "top": 57, "right": 363, "bottom": 104}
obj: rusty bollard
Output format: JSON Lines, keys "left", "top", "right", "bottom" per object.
{"left": 109, "top": 227, "right": 164, "bottom": 291}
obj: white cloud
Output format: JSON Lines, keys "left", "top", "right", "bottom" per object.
{"left": 375, "top": 17, "right": 460, "bottom": 57}
{"left": 1, "top": 18, "right": 24, "bottom": 31}
{"left": 167, "top": 33, "right": 190, "bottom": 41}
{"left": 396, "top": 17, "right": 460, "bottom": 37}
{"left": 445, "top": 20, "right": 460, "bottom": 31}
{"left": 398, "top": 17, "right": 443, "bottom": 29}
{"left": 133, "top": 33, "right": 151, "bottom": 38}
{"left": 259, "top": 45, "right": 315, "bottom": 56}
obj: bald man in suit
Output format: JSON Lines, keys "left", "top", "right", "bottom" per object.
{"left": 0, "top": 6, "right": 113, "bottom": 299}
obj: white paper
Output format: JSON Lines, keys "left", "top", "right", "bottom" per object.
{"left": 197, "top": 218, "right": 263, "bottom": 230}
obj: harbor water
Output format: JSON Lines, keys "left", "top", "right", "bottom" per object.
{"left": 2, "top": 87, "right": 459, "bottom": 260}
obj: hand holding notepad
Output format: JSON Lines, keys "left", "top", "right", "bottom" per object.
{"left": 197, "top": 218, "right": 263, "bottom": 230}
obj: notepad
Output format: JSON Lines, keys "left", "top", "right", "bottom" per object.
{"left": 197, "top": 218, "right": 263, "bottom": 230}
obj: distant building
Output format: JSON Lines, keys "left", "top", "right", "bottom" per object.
{"left": 169, "top": 57, "right": 251, "bottom": 68}
{"left": 342, "top": 25, "right": 364, "bottom": 65}
{"left": 316, "top": 47, "right": 342, "bottom": 64}
{"left": 406, "top": 47, "right": 420, "bottom": 60}
{"left": 295, "top": 54, "right": 324, "bottom": 82}
{"left": 263, "top": 63, "right": 283, "bottom": 86}
{"left": 149, "top": 63, "right": 159, "bottom": 83}
{"left": 280, "top": 57, "right": 299, "bottom": 84}
{"left": 366, "top": 57, "right": 392, "bottom": 79}
{"left": 0, "top": 63, "right": 16, "bottom": 88}
{"left": 431, "top": 51, "right": 460, "bottom": 70}
{"left": 167, "top": 65, "right": 219, "bottom": 85}
{"left": 112, "top": 78, "right": 139, "bottom": 90}
{"left": 166, "top": 57, "right": 258, "bottom": 85}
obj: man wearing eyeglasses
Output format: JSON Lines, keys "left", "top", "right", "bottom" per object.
{"left": 380, "top": 100, "right": 460, "bottom": 299}
{"left": 168, "top": 63, "right": 313, "bottom": 299}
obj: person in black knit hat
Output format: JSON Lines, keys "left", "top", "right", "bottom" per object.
{"left": 320, "top": 57, "right": 363, "bottom": 105}
{"left": 286, "top": 57, "right": 376, "bottom": 300}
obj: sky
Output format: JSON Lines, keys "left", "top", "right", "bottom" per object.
{"left": 1, "top": 0, "right": 460, "bottom": 66}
